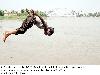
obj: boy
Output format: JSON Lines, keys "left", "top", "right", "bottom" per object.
{"left": 3, "top": 10, "right": 54, "bottom": 42}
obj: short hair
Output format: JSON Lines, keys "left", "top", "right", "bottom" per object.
{"left": 47, "top": 27, "right": 54, "bottom": 36}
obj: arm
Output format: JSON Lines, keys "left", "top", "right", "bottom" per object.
{"left": 34, "top": 13, "right": 49, "bottom": 35}
{"left": 34, "top": 13, "right": 48, "bottom": 29}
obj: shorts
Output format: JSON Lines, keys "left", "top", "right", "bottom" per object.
{"left": 15, "top": 27, "right": 27, "bottom": 35}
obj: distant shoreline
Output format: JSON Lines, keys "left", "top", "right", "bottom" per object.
{"left": 0, "top": 15, "right": 47, "bottom": 20}
{"left": 1, "top": 16, "right": 100, "bottom": 21}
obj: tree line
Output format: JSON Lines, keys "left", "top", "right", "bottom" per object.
{"left": 0, "top": 9, "right": 47, "bottom": 17}
{"left": 0, "top": 9, "right": 100, "bottom": 17}
{"left": 70, "top": 10, "right": 100, "bottom": 17}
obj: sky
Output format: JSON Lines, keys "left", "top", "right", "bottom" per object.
{"left": 0, "top": 0, "right": 100, "bottom": 11}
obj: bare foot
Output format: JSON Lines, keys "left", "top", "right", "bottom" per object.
{"left": 3, "top": 31, "right": 10, "bottom": 42}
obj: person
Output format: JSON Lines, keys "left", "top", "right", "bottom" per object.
{"left": 2, "top": 9, "right": 54, "bottom": 42}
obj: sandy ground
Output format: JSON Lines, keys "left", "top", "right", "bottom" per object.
{"left": 0, "top": 17, "right": 100, "bottom": 65}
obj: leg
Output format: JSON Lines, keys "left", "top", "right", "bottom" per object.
{"left": 3, "top": 29, "right": 17, "bottom": 42}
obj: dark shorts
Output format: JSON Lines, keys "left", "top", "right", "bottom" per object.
{"left": 15, "top": 27, "right": 27, "bottom": 35}
{"left": 15, "top": 16, "right": 35, "bottom": 35}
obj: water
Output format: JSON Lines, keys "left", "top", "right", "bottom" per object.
{"left": 0, "top": 17, "right": 100, "bottom": 64}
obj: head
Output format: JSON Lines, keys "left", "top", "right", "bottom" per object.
{"left": 45, "top": 27, "right": 54, "bottom": 36}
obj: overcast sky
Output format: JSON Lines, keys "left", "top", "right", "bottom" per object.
{"left": 0, "top": 0, "right": 100, "bottom": 11}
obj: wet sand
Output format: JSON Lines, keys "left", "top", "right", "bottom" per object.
{"left": 0, "top": 17, "right": 100, "bottom": 64}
